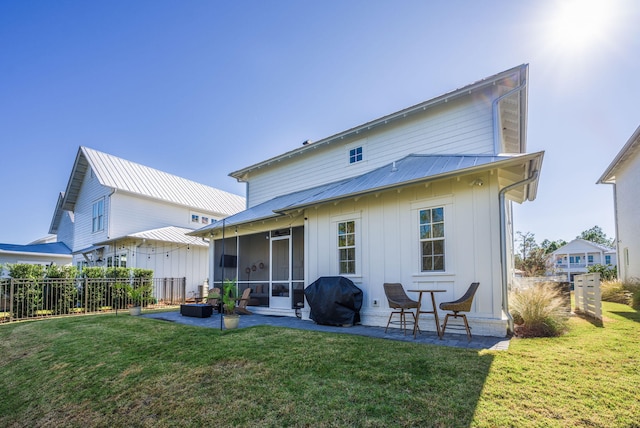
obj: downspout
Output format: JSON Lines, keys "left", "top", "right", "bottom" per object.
{"left": 499, "top": 169, "right": 538, "bottom": 335}
{"left": 611, "top": 183, "right": 622, "bottom": 280}
{"left": 492, "top": 77, "right": 527, "bottom": 154}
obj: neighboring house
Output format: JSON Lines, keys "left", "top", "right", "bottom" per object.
{"left": 549, "top": 239, "right": 617, "bottom": 282}
{"left": 0, "top": 242, "right": 72, "bottom": 277}
{"left": 598, "top": 125, "right": 640, "bottom": 281}
{"left": 49, "top": 146, "right": 246, "bottom": 296}
{"left": 191, "top": 64, "right": 544, "bottom": 337}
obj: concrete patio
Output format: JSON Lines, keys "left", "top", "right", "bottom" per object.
{"left": 141, "top": 310, "right": 510, "bottom": 351}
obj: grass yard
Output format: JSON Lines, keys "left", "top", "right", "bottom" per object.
{"left": 1, "top": 302, "right": 638, "bottom": 427}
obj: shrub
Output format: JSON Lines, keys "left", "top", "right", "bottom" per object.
{"left": 509, "top": 283, "right": 569, "bottom": 337}
{"left": 600, "top": 280, "right": 632, "bottom": 304}
{"left": 587, "top": 264, "right": 617, "bottom": 281}
{"left": 601, "top": 278, "right": 640, "bottom": 308}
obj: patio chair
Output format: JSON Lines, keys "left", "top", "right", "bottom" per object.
{"left": 207, "top": 288, "right": 221, "bottom": 312}
{"left": 383, "top": 283, "right": 420, "bottom": 335}
{"left": 439, "top": 282, "right": 479, "bottom": 340}
{"left": 235, "top": 287, "right": 253, "bottom": 315}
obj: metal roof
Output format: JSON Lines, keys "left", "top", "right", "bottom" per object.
{"left": 59, "top": 147, "right": 246, "bottom": 216}
{"left": 96, "top": 226, "right": 209, "bottom": 247}
{"left": 189, "top": 180, "right": 348, "bottom": 235}
{"left": 0, "top": 242, "right": 72, "bottom": 256}
{"left": 192, "top": 152, "right": 543, "bottom": 234}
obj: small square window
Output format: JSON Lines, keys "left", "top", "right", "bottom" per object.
{"left": 192, "top": 214, "right": 199, "bottom": 223}
{"left": 349, "top": 147, "right": 363, "bottom": 164}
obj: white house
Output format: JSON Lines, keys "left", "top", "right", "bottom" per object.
{"left": 49, "top": 146, "right": 246, "bottom": 297}
{"left": 598, "top": 124, "right": 640, "bottom": 281}
{"left": 0, "top": 242, "right": 72, "bottom": 277}
{"left": 549, "top": 238, "right": 616, "bottom": 282}
{"left": 191, "top": 64, "right": 544, "bottom": 337}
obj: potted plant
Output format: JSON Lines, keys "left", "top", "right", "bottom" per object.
{"left": 126, "top": 284, "right": 150, "bottom": 316}
{"left": 222, "top": 278, "right": 240, "bottom": 329}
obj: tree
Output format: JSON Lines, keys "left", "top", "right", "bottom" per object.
{"left": 540, "top": 238, "right": 568, "bottom": 254}
{"left": 516, "top": 231, "right": 538, "bottom": 260}
{"left": 514, "top": 232, "right": 551, "bottom": 277}
{"left": 577, "top": 225, "right": 614, "bottom": 247}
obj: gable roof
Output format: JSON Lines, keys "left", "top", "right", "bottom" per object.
{"left": 598, "top": 124, "right": 640, "bottom": 184}
{"left": 191, "top": 151, "right": 543, "bottom": 235}
{"left": 51, "top": 147, "right": 246, "bottom": 233}
{"left": 230, "top": 64, "right": 529, "bottom": 181}
{"left": 551, "top": 238, "right": 616, "bottom": 255}
{"left": 0, "top": 242, "right": 72, "bottom": 256}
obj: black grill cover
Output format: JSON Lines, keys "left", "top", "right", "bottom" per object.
{"left": 304, "top": 276, "right": 362, "bottom": 326}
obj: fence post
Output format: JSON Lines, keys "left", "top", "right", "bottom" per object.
{"left": 84, "top": 278, "right": 88, "bottom": 314}
{"left": 9, "top": 278, "right": 14, "bottom": 322}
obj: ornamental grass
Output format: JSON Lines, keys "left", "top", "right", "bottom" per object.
{"left": 509, "top": 283, "right": 569, "bottom": 337}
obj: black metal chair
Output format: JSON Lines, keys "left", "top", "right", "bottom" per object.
{"left": 439, "top": 282, "right": 479, "bottom": 340}
{"left": 383, "top": 283, "right": 420, "bottom": 335}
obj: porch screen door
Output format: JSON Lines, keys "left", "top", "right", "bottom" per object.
{"left": 270, "top": 236, "right": 291, "bottom": 309}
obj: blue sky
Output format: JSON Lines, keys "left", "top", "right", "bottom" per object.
{"left": 1, "top": 0, "right": 638, "bottom": 245}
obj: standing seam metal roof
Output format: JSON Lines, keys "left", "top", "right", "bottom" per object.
{"left": 64, "top": 147, "right": 245, "bottom": 216}
{"left": 191, "top": 152, "right": 542, "bottom": 234}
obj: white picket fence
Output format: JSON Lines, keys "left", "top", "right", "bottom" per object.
{"left": 574, "top": 273, "right": 602, "bottom": 320}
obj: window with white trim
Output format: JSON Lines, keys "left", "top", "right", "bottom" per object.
{"left": 349, "top": 146, "right": 363, "bottom": 164}
{"left": 419, "top": 207, "right": 445, "bottom": 271}
{"left": 338, "top": 220, "right": 356, "bottom": 274}
{"left": 92, "top": 199, "right": 104, "bottom": 233}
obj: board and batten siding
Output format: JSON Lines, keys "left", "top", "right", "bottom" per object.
{"left": 304, "top": 172, "right": 505, "bottom": 336}
{"left": 246, "top": 96, "right": 495, "bottom": 207}
{"left": 614, "top": 154, "right": 640, "bottom": 280}
{"left": 122, "top": 241, "right": 209, "bottom": 297}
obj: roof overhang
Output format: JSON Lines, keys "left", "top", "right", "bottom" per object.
{"left": 72, "top": 245, "right": 105, "bottom": 255}
{"left": 277, "top": 152, "right": 543, "bottom": 213}
{"left": 61, "top": 147, "right": 92, "bottom": 212}
{"left": 598, "top": 124, "right": 640, "bottom": 184}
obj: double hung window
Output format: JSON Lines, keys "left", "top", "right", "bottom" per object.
{"left": 338, "top": 220, "right": 356, "bottom": 274}
{"left": 419, "top": 207, "right": 445, "bottom": 272}
{"left": 92, "top": 199, "right": 104, "bottom": 232}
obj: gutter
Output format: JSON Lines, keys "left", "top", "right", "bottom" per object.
{"left": 499, "top": 168, "right": 539, "bottom": 335}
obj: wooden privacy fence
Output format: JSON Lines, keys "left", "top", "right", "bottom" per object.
{"left": 574, "top": 273, "right": 602, "bottom": 320}
{"left": 0, "top": 277, "right": 185, "bottom": 323}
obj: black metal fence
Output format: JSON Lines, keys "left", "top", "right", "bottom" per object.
{"left": 0, "top": 277, "right": 186, "bottom": 323}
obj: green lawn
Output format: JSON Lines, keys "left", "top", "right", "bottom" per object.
{"left": 1, "top": 302, "right": 638, "bottom": 427}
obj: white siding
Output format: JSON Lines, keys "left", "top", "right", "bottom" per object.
{"left": 615, "top": 155, "right": 640, "bottom": 280}
{"left": 56, "top": 211, "right": 75, "bottom": 250}
{"left": 72, "top": 167, "right": 112, "bottom": 252}
{"left": 246, "top": 96, "right": 495, "bottom": 207}
{"left": 117, "top": 241, "right": 209, "bottom": 297}
{"left": 0, "top": 254, "right": 72, "bottom": 276}
{"left": 303, "top": 172, "right": 504, "bottom": 335}
{"left": 109, "top": 193, "right": 207, "bottom": 238}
